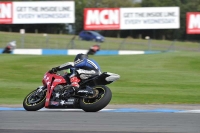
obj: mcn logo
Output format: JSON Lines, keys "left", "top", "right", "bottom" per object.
{"left": 0, "top": 2, "right": 12, "bottom": 24}
{"left": 187, "top": 12, "right": 200, "bottom": 34}
{"left": 84, "top": 8, "right": 120, "bottom": 30}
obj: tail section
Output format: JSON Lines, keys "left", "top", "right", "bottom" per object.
{"left": 105, "top": 72, "right": 120, "bottom": 82}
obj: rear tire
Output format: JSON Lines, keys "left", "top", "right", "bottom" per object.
{"left": 80, "top": 85, "right": 112, "bottom": 112}
{"left": 23, "top": 89, "right": 46, "bottom": 111}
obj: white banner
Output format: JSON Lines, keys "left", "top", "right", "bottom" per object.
{"left": 120, "top": 7, "right": 180, "bottom": 29}
{"left": 12, "top": 1, "right": 74, "bottom": 24}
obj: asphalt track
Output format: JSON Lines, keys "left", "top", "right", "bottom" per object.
{"left": 1, "top": 105, "right": 200, "bottom": 133}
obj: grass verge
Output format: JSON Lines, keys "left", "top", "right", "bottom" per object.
{"left": 0, "top": 52, "right": 200, "bottom": 105}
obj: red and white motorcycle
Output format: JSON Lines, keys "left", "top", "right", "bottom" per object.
{"left": 23, "top": 70, "right": 120, "bottom": 112}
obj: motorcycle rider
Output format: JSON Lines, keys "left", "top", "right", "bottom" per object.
{"left": 2, "top": 41, "right": 16, "bottom": 54}
{"left": 87, "top": 44, "right": 100, "bottom": 55}
{"left": 48, "top": 53, "right": 101, "bottom": 94}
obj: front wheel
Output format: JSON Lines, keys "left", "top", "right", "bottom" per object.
{"left": 23, "top": 88, "right": 46, "bottom": 111}
{"left": 80, "top": 85, "right": 112, "bottom": 112}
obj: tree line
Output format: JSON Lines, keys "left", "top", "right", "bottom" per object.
{"left": 0, "top": 0, "right": 200, "bottom": 41}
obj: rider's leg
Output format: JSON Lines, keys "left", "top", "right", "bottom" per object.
{"left": 69, "top": 68, "right": 80, "bottom": 92}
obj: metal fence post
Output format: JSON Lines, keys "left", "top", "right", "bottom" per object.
{"left": 148, "top": 39, "right": 151, "bottom": 51}
{"left": 118, "top": 38, "right": 126, "bottom": 50}
{"left": 145, "top": 36, "right": 151, "bottom": 51}
{"left": 167, "top": 39, "right": 176, "bottom": 51}
{"left": 21, "top": 34, "right": 24, "bottom": 48}
{"left": 199, "top": 42, "right": 200, "bottom": 52}
{"left": 67, "top": 35, "right": 76, "bottom": 49}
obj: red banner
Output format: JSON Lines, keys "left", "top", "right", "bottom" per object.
{"left": 186, "top": 12, "right": 200, "bottom": 34}
{"left": 0, "top": 2, "right": 13, "bottom": 24}
{"left": 84, "top": 8, "right": 120, "bottom": 30}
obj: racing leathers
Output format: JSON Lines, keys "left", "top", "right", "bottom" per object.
{"left": 49, "top": 58, "right": 101, "bottom": 92}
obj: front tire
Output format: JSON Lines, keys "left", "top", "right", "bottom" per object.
{"left": 23, "top": 89, "right": 46, "bottom": 111}
{"left": 80, "top": 85, "right": 112, "bottom": 112}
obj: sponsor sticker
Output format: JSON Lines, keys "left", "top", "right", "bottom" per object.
{"left": 51, "top": 101, "right": 59, "bottom": 106}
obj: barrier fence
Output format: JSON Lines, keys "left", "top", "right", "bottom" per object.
{"left": 1, "top": 32, "right": 200, "bottom": 52}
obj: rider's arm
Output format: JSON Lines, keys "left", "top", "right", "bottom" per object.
{"left": 49, "top": 62, "right": 74, "bottom": 73}
{"left": 58, "top": 62, "right": 74, "bottom": 70}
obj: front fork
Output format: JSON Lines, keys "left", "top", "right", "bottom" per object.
{"left": 35, "top": 86, "right": 47, "bottom": 98}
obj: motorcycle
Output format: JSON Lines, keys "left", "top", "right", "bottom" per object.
{"left": 23, "top": 70, "right": 120, "bottom": 112}
{"left": 2, "top": 41, "right": 16, "bottom": 54}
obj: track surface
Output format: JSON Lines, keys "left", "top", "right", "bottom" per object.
{"left": 1, "top": 105, "right": 200, "bottom": 133}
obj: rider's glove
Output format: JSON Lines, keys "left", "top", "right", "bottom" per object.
{"left": 48, "top": 67, "right": 59, "bottom": 74}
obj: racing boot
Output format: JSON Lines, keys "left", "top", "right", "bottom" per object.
{"left": 70, "top": 76, "right": 80, "bottom": 95}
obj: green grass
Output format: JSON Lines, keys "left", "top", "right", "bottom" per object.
{"left": 1, "top": 52, "right": 200, "bottom": 105}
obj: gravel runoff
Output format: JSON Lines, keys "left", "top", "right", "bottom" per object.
{"left": 1, "top": 104, "right": 200, "bottom": 110}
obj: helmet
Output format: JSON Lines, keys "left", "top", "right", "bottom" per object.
{"left": 74, "top": 53, "right": 88, "bottom": 62}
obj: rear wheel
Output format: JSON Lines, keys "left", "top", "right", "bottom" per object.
{"left": 23, "top": 88, "right": 46, "bottom": 111}
{"left": 80, "top": 85, "right": 112, "bottom": 112}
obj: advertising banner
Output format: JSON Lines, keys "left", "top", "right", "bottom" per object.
{"left": 84, "top": 8, "right": 120, "bottom": 30}
{"left": 120, "top": 7, "right": 180, "bottom": 29}
{"left": 186, "top": 12, "right": 200, "bottom": 34}
{"left": 84, "top": 7, "right": 180, "bottom": 30}
{"left": 0, "top": 2, "right": 13, "bottom": 24}
{"left": 0, "top": 1, "right": 75, "bottom": 24}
